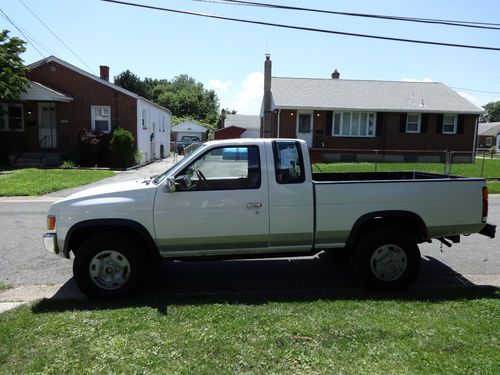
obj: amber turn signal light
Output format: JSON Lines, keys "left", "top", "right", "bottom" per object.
{"left": 47, "top": 215, "right": 56, "bottom": 231}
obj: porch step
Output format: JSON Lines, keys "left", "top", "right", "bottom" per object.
{"left": 9, "top": 152, "right": 63, "bottom": 167}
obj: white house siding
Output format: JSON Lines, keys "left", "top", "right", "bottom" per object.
{"left": 242, "top": 129, "right": 260, "bottom": 138}
{"left": 137, "top": 98, "right": 171, "bottom": 164}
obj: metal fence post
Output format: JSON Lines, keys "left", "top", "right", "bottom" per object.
{"left": 481, "top": 151, "right": 486, "bottom": 177}
{"left": 443, "top": 150, "right": 449, "bottom": 174}
{"left": 444, "top": 150, "right": 452, "bottom": 175}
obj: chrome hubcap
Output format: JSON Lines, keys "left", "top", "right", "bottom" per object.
{"left": 370, "top": 244, "right": 408, "bottom": 281}
{"left": 89, "top": 250, "right": 131, "bottom": 290}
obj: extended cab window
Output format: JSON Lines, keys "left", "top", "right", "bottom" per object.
{"left": 175, "top": 146, "right": 261, "bottom": 191}
{"left": 273, "top": 141, "right": 305, "bottom": 184}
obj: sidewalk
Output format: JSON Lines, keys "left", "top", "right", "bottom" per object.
{"left": 0, "top": 155, "right": 182, "bottom": 203}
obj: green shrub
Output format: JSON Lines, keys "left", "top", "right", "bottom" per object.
{"left": 135, "top": 151, "right": 142, "bottom": 164}
{"left": 76, "top": 128, "right": 110, "bottom": 167}
{"left": 59, "top": 160, "right": 76, "bottom": 169}
{"left": 109, "top": 128, "right": 135, "bottom": 167}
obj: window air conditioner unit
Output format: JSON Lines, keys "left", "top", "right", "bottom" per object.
{"left": 100, "top": 107, "right": 110, "bottom": 117}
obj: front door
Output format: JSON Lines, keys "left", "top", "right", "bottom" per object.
{"left": 38, "top": 103, "right": 57, "bottom": 149}
{"left": 154, "top": 144, "right": 270, "bottom": 256}
{"left": 297, "top": 113, "right": 313, "bottom": 148}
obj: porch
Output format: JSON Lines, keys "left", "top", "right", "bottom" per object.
{"left": 1, "top": 81, "right": 73, "bottom": 166}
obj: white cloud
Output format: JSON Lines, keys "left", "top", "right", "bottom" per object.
{"left": 206, "top": 79, "right": 232, "bottom": 91}
{"left": 401, "top": 77, "right": 434, "bottom": 83}
{"left": 227, "top": 72, "right": 264, "bottom": 115}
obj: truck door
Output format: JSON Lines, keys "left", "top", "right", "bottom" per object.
{"left": 268, "top": 140, "right": 315, "bottom": 251}
{"left": 154, "top": 144, "right": 270, "bottom": 256}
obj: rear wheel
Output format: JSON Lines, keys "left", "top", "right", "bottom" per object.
{"left": 73, "top": 235, "right": 144, "bottom": 299}
{"left": 352, "top": 230, "right": 421, "bottom": 289}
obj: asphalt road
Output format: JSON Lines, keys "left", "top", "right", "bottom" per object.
{"left": 0, "top": 193, "right": 498, "bottom": 289}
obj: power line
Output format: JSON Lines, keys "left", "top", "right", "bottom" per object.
{"left": 0, "top": 8, "right": 45, "bottom": 58}
{"left": 102, "top": 0, "right": 500, "bottom": 51}
{"left": 17, "top": 0, "right": 96, "bottom": 74}
{"left": 15, "top": 22, "right": 56, "bottom": 56}
{"left": 451, "top": 87, "right": 500, "bottom": 95}
{"left": 194, "top": 0, "right": 500, "bottom": 30}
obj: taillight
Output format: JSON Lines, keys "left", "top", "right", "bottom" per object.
{"left": 47, "top": 215, "right": 56, "bottom": 231}
{"left": 482, "top": 186, "right": 488, "bottom": 223}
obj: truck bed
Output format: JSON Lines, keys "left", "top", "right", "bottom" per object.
{"left": 312, "top": 171, "right": 463, "bottom": 182}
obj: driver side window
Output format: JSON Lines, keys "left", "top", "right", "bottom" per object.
{"left": 175, "top": 146, "right": 261, "bottom": 191}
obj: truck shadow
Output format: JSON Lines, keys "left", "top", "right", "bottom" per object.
{"left": 32, "top": 252, "right": 499, "bottom": 314}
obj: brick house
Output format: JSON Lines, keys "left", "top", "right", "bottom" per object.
{"left": 261, "top": 55, "right": 484, "bottom": 162}
{"left": 478, "top": 122, "right": 500, "bottom": 151}
{"left": 0, "top": 56, "right": 171, "bottom": 165}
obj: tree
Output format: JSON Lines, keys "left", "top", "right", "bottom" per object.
{"left": 217, "top": 108, "right": 237, "bottom": 129}
{"left": 113, "top": 70, "right": 148, "bottom": 98}
{"left": 0, "top": 30, "right": 28, "bottom": 100}
{"left": 481, "top": 101, "right": 500, "bottom": 123}
{"left": 113, "top": 71, "right": 220, "bottom": 126}
{"left": 153, "top": 74, "right": 220, "bottom": 124}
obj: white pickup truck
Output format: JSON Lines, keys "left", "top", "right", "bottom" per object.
{"left": 44, "top": 139, "right": 496, "bottom": 298}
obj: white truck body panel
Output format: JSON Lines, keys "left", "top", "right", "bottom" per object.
{"left": 314, "top": 180, "right": 485, "bottom": 248}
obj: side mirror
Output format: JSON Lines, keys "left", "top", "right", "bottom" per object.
{"left": 165, "top": 177, "right": 176, "bottom": 193}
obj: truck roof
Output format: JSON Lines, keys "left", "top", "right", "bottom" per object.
{"left": 204, "top": 138, "right": 306, "bottom": 147}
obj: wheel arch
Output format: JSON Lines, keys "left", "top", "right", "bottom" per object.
{"left": 64, "top": 219, "right": 160, "bottom": 261}
{"left": 346, "top": 210, "right": 428, "bottom": 249}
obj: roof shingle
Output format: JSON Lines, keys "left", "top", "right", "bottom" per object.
{"left": 271, "top": 77, "right": 483, "bottom": 114}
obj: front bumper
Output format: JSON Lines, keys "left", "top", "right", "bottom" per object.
{"left": 43, "top": 233, "right": 63, "bottom": 257}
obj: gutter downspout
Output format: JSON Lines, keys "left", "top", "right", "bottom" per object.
{"left": 472, "top": 115, "right": 478, "bottom": 160}
{"left": 277, "top": 108, "right": 281, "bottom": 138}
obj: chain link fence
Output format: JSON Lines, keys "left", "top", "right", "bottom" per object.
{"left": 311, "top": 148, "right": 500, "bottom": 179}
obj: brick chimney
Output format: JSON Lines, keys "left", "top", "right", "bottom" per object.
{"left": 262, "top": 54, "right": 272, "bottom": 138}
{"left": 331, "top": 69, "right": 340, "bottom": 79}
{"left": 99, "top": 65, "right": 110, "bottom": 81}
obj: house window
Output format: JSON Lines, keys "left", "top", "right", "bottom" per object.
{"left": 406, "top": 113, "right": 421, "bottom": 133}
{"left": 486, "top": 137, "right": 493, "bottom": 147}
{"left": 332, "top": 112, "right": 375, "bottom": 137}
{"left": 442, "top": 114, "right": 457, "bottom": 134}
{"left": 91, "top": 106, "right": 111, "bottom": 133}
{"left": 0, "top": 103, "right": 24, "bottom": 132}
{"left": 142, "top": 109, "right": 147, "bottom": 129}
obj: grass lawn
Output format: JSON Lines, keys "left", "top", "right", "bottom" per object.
{"left": 0, "top": 282, "right": 10, "bottom": 292}
{"left": 0, "top": 168, "right": 115, "bottom": 196}
{"left": 0, "top": 289, "right": 498, "bottom": 374}
{"left": 313, "top": 158, "right": 500, "bottom": 193}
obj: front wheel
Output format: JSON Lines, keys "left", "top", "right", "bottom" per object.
{"left": 73, "top": 235, "right": 144, "bottom": 299}
{"left": 352, "top": 230, "right": 421, "bottom": 290}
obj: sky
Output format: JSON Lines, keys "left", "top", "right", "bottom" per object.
{"left": 2, "top": 0, "right": 500, "bottom": 115}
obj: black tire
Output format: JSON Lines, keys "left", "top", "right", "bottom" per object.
{"left": 352, "top": 230, "right": 421, "bottom": 290}
{"left": 73, "top": 235, "right": 144, "bottom": 299}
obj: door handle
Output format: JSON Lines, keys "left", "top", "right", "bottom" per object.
{"left": 247, "top": 202, "right": 262, "bottom": 209}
